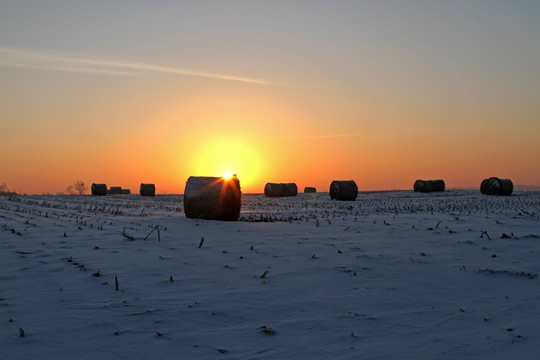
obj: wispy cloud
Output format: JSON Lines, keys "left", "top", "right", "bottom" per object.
{"left": 0, "top": 47, "right": 278, "bottom": 85}
{"left": 288, "top": 133, "right": 365, "bottom": 140}
{"left": 286, "top": 124, "right": 505, "bottom": 141}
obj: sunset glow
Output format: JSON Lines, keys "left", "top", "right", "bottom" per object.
{"left": 188, "top": 136, "right": 262, "bottom": 192}
{"left": 1, "top": 2, "right": 539, "bottom": 194}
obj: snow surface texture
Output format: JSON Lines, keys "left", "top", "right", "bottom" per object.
{"left": 1, "top": 191, "right": 539, "bottom": 360}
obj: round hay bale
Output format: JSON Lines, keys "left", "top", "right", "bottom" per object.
{"left": 109, "top": 186, "right": 122, "bottom": 195}
{"left": 283, "top": 183, "right": 298, "bottom": 197}
{"left": 264, "top": 183, "right": 297, "bottom": 197}
{"left": 499, "top": 178, "right": 514, "bottom": 196}
{"left": 413, "top": 179, "right": 445, "bottom": 193}
{"left": 184, "top": 176, "right": 241, "bottom": 221}
{"left": 304, "top": 187, "right": 316, "bottom": 193}
{"left": 329, "top": 180, "right": 358, "bottom": 200}
{"left": 480, "top": 177, "right": 513, "bottom": 196}
{"left": 482, "top": 177, "right": 500, "bottom": 195}
{"left": 91, "top": 183, "right": 107, "bottom": 196}
{"left": 264, "top": 183, "right": 285, "bottom": 197}
{"left": 140, "top": 183, "right": 156, "bottom": 196}
{"left": 480, "top": 178, "right": 490, "bottom": 194}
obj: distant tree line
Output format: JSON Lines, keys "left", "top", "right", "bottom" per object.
{"left": 0, "top": 181, "right": 89, "bottom": 196}
{"left": 0, "top": 183, "right": 17, "bottom": 196}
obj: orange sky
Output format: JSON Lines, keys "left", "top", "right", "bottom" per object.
{"left": 1, "top": 2, "right": 539, "bottom": 194}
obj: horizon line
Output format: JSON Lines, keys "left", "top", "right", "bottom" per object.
{"left": 8, "top": 185, "right": 540, "bottom": 196}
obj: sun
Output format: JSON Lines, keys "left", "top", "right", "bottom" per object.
{"left": 189, "top": 136, "right": 261, "bottom": 190}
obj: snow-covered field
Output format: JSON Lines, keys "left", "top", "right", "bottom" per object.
{"left": 1, "top": 191, "right": 539, "bottom": 359}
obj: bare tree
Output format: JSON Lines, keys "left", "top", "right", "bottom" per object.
{"left": 65, "top": 184, "right": 75, "bottom": 195}
{"left": 66, "top": 180, "right": 87, "bottom": 195}
{"left": 74, "top": 180, "right": 87, "bottom": 195}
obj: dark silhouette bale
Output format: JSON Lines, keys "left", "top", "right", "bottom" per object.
{"left": 480, "top": 177, "right": 513, "bottom": 196}
{"left": 413, "top": 179, "right": 445, "bottom": 193}
{"left": 108, "top": 186, "right": 123, "bottom": 195}
{"left": 121, "top": 189, "right": 131, "bottom": 195}
{"left": 304, "top": 187, "right": 317, "bottom": 193}
{"left": 184, "top": 176, "right": 241, "bottom": 221}
{"left": 499, "top": 179, "right": 513, "bottom": 196}
{"left": 480, "top": 178, "right": 490, "bottom": 194}
{"left": 91, "top": 183, "right": 107, "bottom": 196}
{"left": 264, "top": 183, "right": 298, "bottom": 197}
{"left": 283, "top": 183, "right": 298, "bottom": 197}
{"left": 265, "top": 183, "right": 285, "bottom": 197}
{"left": 140, "top": 183, "right": 156, "bottom": 196}
{"left": 330, "top": 180, "right": 358, "bottom": 200}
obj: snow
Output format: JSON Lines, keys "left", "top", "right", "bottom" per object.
{"left": 1, "top": 191, "right": 539, "bottom": 359}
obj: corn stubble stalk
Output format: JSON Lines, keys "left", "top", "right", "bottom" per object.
{"left": 143, "top": 225, "right": 160, "bottom": 241}
{"left": 184, "top": 176, "right": 241, "bottom": 221}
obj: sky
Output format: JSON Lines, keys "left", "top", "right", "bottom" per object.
{"left": 1, "top": 0, "right": 539, "bottom": 194}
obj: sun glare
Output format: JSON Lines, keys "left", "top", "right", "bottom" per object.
{"left": 189, "top": 136, "right": 261, "bottom": 191}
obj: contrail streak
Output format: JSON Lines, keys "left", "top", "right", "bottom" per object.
{"left": 0, "top": 47, "right": 279, "bottom": 85}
